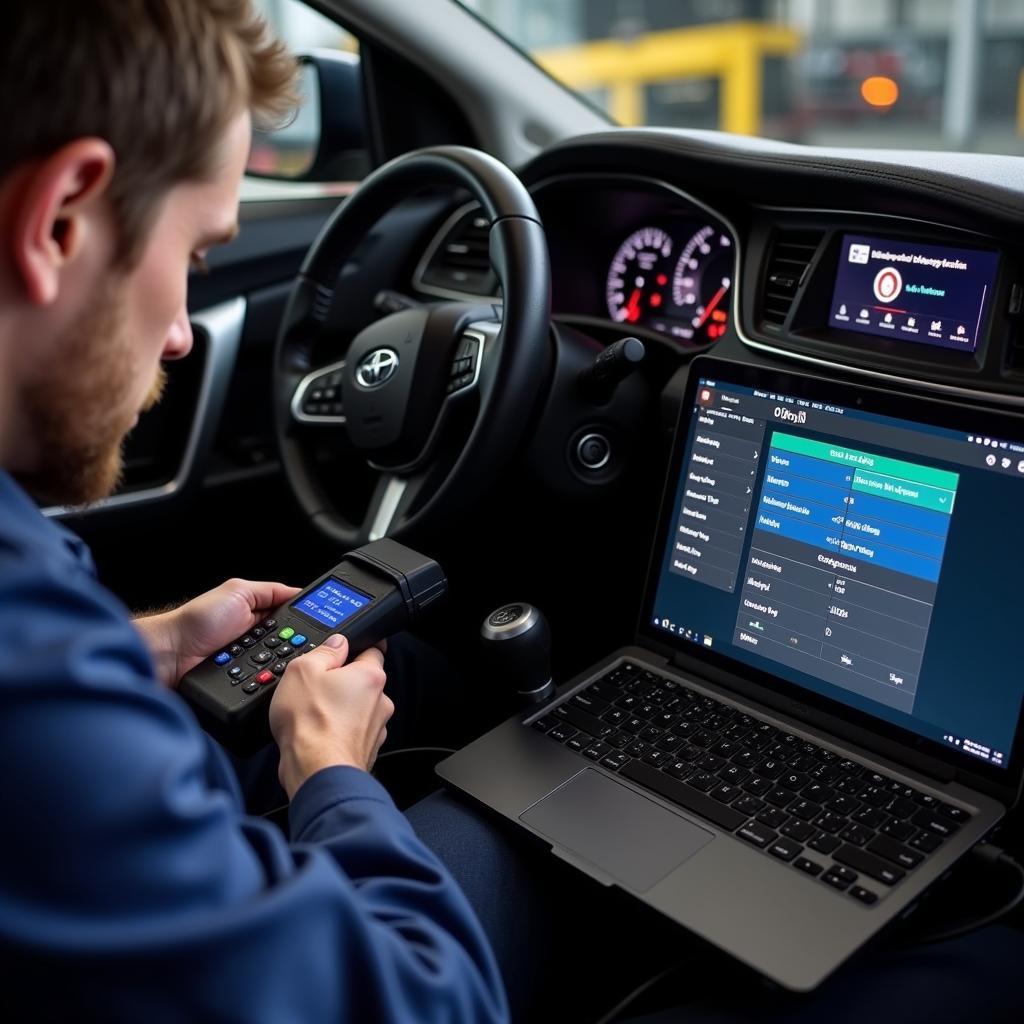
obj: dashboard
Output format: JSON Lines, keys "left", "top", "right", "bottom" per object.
{"left": 413, "top": 147, "right": 1024, "bottom": 411}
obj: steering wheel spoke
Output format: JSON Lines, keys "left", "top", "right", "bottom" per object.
{"left": 364, "top": 474, "right": 406, "bottom": 542}
{"left": 291, "top": 358, "right": 347, "bottom": 426}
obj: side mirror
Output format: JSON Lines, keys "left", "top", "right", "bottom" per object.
{"left": 247, "top": 50, "right": 369, "bottom": 182}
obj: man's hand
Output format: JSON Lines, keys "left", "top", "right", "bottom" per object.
{"left": 269, "top": 635, "right": 393, "bottom": 799}
{"left": 134, "top": 579, "right": 301, "bottom": 688}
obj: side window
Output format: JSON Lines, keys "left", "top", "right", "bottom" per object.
{"left": 244, "top": 0, "right": 364, "bottom": 200}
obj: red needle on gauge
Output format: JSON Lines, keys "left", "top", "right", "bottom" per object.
{"left": 695, "top": 284, "right": 728, "bottom": 328}
{"left": 625, "top": 288, "right": 642, "bottom": 323}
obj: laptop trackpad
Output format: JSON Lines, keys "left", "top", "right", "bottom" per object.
{"left": 520, "top": 768, "right": 714, "bottom": 892}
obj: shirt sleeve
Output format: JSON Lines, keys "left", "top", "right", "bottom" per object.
{"left": 0, "top": 541, "right": 508, "bottom": 1023}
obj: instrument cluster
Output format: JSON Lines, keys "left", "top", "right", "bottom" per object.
{"left": 604, "top": 223, "right": 733, "bottom": 343}
{"left": 537, "top": 179, "right": 737, "bottom": 347}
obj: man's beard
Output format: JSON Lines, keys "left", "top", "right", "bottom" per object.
{"left": 14, "top": 289, "right": 167, "bottom": 508}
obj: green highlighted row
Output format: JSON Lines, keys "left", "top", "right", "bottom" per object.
{"left": 770, "top": 432, "right": 959, "bottom": 492}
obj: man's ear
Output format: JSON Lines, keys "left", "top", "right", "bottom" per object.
{"left": 9, "top": 138, "right": 116, "bottom": 306}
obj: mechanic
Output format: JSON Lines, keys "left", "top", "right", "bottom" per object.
{"left": 0, "top": 3, "right": 504, "bottom": 1020}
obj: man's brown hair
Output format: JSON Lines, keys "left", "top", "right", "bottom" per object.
{"left": 1, "top": 0, "right": 298, "bottom": 263}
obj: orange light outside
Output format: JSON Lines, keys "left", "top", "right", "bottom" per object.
{"left": 861, "top": 76, "right": 899, "bottom": 108}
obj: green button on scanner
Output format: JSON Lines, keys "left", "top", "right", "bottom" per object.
{"left": 278, "top": 627, "right": 295, "bottom": 640}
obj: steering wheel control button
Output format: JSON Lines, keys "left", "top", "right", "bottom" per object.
{"left": 294, "top": 363, "right": 348, "bottom": 424}
{"left": 213, "top": 652, "right": 231, "bottom": 666}
{"left": 447, "top": 334, "right": 482, "bottom": 395}
{"left": 577, "top": 433, "right": 611, "bottom": 470}
{"left": 278, "top": 627, "right": 295, "bottom": 640}
{"left": 289, "top": 634, "right": 308, "bottom": 647}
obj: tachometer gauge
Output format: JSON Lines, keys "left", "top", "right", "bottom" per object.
{"left": 671, "top": 227, "right": 733, "bottom": 342}
{"left": 606, "top": 227, "right": 674, "bottom": 325}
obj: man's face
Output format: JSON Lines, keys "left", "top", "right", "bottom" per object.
{"left": 17, "top": 112, "right": 250, "bottom": 506}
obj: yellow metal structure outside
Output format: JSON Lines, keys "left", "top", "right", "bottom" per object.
{"left": 535, "top": 20, "right": 802, "bottom": 135}
{"left": 1019, "top": 69, "right": 1024, "bottom": 135}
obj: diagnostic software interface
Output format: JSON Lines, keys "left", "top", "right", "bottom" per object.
{"left": 650, "top": 366, "right": 1024, "bottom": 770}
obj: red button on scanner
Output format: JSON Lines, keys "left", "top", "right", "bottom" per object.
{"left": 255, "top": 670, "right": 276, "bottom": 686}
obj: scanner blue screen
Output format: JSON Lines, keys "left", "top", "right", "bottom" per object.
{"left": 292, "top": 578, "right": 372, "bottom": 629}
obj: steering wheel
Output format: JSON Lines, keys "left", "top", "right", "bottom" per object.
{"left": 273, "top": 146, "right": 551, "bottom": 546}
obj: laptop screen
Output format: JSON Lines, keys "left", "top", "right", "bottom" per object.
{"left": 644, "top": 357, "right": 1024, "bottom": 778}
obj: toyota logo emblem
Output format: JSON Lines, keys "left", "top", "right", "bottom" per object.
{"left": 355, "top": 348, "right": 399, "bottom": 389}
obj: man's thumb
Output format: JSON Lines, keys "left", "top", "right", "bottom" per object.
{"left": 314, "top": 633, "right": 348, "bottom": 665}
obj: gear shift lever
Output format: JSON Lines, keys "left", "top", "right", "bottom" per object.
{"left": 479, "top": 603, "right": 555, "bottom": 707}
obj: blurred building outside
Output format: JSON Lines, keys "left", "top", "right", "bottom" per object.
{"left": 474, "top": 0, "right": 1024, "bottom": 154}
{"left": 244, "top": 0, "right": 1024, "bottom": 199}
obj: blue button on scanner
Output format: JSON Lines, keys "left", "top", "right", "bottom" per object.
{"left": 290, "top": 634, "right": 307, "bottom": 647}
{"left": 214, "top": 652, "right": 231, "bottom": 665}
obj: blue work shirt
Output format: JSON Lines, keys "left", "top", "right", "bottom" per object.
{"left": 0, "top": 471, "right": 508, "bottom": 1023}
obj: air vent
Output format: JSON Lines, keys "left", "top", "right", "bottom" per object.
{"left": 418, "top": 206, "right": 498, "bottom": 298}
{"left": 760, "top": 229, "right": 823, "bottom": 328}
{"left": 1005, "top": 322, "right": 1024, "bottom": 374}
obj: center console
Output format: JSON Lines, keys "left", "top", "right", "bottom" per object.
{"left": 742, "top": 213, "right": 1024, "bottom": 405}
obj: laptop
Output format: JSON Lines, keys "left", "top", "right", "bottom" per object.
{"left": 437, "top": 355, "right": 1024, "bottom": 991}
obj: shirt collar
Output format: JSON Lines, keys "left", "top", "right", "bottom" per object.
{"left": 0, "top": 470, "right": 97, "bottom": 573}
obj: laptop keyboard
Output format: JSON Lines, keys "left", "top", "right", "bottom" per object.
{"left": 530, "top": 661, "right": 973, "bottom": 907}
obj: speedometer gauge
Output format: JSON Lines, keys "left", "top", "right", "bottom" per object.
{"left": 606, "top": 227, "right": 674, "bottom": 325}
{"left": 671, "top": 227, "right": 733, "bottom": 342}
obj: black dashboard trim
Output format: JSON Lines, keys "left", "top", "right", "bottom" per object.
{"left": 538, "top": 129, "right": 1024, "bottom": 230}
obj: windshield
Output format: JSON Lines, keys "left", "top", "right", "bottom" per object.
{"left": 461, "top": 0, "right": 1024, "bottom": 155}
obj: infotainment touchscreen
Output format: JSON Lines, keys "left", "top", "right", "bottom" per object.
{"left": 829, "top": 234, "right": 998, "bottom": 353}
{"left": 646, "top": 359, "right": 1024, "bottom": 774}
